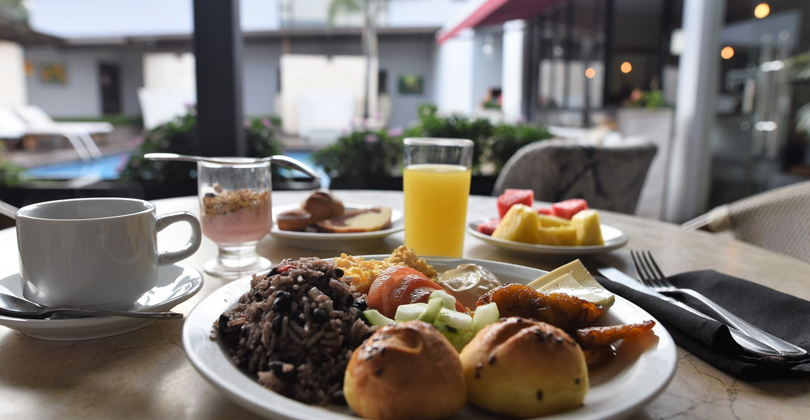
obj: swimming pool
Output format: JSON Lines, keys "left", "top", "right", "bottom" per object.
{"left": 25, "top": 152, "right": 130, "bottom": 180}
{"left": 24, "top": 151, "right": 330, "bottom": 186}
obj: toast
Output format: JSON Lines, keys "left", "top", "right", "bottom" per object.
{"left": 316, "top": 207, "right": 392, "bottom": 233}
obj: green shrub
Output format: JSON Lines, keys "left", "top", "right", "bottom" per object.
{"left": 312, "top": 127, "right": 401, "bottom": 179}
{"left": 489, "top": 123, "right": 553, "bottom": 172}
{"left": 120, "top": 111, "right": 281, "bottom": 188}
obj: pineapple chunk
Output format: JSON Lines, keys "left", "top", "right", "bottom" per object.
{"left": 536, "top": 226, "right": 578, "bottom": 246}
{"left": 538, "top": 214, "right": 571, "bottom": 227}
{"left": 571, "top": 210, "right": 604, "bottom": 246}
{"left": 492, "top": 204, "right": 540, "bottom": 244}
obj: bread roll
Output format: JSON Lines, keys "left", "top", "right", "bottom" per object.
{"left": 276, "top": 209, "right": 311, "bottom": 231}
{"left": 344, "top": 321, "right": 466, "bottom": 420}
{"left": 301, "top": 189, "right": 344, "bottom": 222}
{"left": 459, "top": 317, "right": 588, "bottom": 418}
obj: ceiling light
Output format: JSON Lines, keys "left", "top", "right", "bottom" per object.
{"left": 620, "top": 62, "right": 632, "bottom": 74}
{"left": 754, "top": 3, "right": 770, "bottom": 19}
{"left": 721, "top": 46, "right": 734, "bottom": 60}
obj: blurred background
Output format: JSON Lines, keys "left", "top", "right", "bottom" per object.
{"left": 1, "top": 0, "right": 809, "bottom": 225}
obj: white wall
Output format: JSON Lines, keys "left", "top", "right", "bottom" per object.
{"left": 501, "top": 20, "right": 524, "bottom": 123}
{"left": 24, "top": 47, "right": 144, "bottom": 117}
{"left": 471, "top": 29, "right": 503, "bottom": 111}
{"left": 388, "top": 0, "right": 473, "bottom": 27}
{"left": 378, "top": 37, "right": 436, "bottom": 128}
{"left": 143, "top": 53, "right": 195, "bottom": 90}
{"left": 435, "top": 29, "right": 475, "bottom": 114}
{"left": 0, "top": 41, "right": 27, "bottom": 108}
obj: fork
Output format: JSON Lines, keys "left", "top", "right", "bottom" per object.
{"left": 631, "top": 250, "right": 808, "bottom": 358}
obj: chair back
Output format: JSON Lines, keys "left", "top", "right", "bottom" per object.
{"left": 707, "top": 181, "right": 810, "bottom": 263}
{"left": 493, "top": 139, "right": 657, "bottom": 214}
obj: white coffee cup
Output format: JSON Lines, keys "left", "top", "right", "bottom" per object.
{"left": 16, "top": 197, "right": 202, "bottom": 309}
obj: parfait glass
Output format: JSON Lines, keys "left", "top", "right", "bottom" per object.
{"left": 198, "top": 159, "right": 273, "bottom": 279}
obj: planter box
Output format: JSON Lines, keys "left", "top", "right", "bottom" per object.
{"left": 329, "top": 175, "right": 497, "bottom": 196}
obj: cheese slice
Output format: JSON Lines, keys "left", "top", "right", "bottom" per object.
{"left": 527, "top": 259, "right": 615, "bottom": 308}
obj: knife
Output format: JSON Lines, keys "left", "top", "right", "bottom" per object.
{"left": 595, "top": 265, "right": 787, "bottom": 358}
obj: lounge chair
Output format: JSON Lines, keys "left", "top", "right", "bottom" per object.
{"left": 0, "top": 107, "right": 97, "bottom": 161}
{"left": 12, "top": 106, "right": 104, "bottom": 160}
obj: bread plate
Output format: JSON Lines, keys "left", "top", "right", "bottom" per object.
{"left": 268, "top": 204, "right": 404, "bottom": 250}
{"left": 183, "top": 257, "right": 677, "bottom": 420}
{"left": 467, "top": 220, "right": 628, "bottom": 256}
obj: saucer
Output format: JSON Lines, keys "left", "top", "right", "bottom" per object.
{"left": 0, "top": 264, "right": 203, "bottom": 341}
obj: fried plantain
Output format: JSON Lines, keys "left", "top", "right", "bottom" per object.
{"left": 574, "top": 320, "right": 656, "bottom": 349}
{"left": 583, "top": 346, "right": 615, "bottom": 369}
{"left": 476, "top": 283, "right": 604, "bottom": 332}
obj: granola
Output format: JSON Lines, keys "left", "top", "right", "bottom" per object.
{"left": 202, "top": 184, "right": 271, "bottom": 217}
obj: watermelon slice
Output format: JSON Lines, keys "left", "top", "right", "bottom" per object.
{"left": 537, "top": 207, "right": 553, "bottom": 215}
{"left": 497, "top": 189, "right": 534, "bottom": 218}
{"left": 552, "top": 199, "right": 588, "bottom": 220}
{"left": 477, "top": 218, "right": 500, "bottom": 236}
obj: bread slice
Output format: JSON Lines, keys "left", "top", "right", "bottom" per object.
{"left": 317, "top": 207, "right": 392, "bottom": 233}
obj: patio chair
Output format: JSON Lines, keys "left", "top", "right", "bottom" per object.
{"left": 14, "top": 105, "right": 113, "bottom": 136}
{"left": 682, "top": 181, "right": 810, "bottom": 263}
{"left": 0, "top": 107, "right": 96, "bottom": 161}
{"left": 493, "top": 139, "right": 657, "bottom": 214}
{"left": 13, "top": 106, "right": 104, "bottom": 159}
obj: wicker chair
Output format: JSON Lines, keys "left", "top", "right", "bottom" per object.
{"left": 492, "top": 139, "right": 657, "bottom": 214}
{"left": 682, "top": 181, "right": 810, "bottom": 263}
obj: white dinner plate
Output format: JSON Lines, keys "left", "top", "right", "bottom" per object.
{"left": 183, "top": 257, "right": 676, "bottom": 420}
{"left": 0, "top": 264, "right": 203, "bottom": 341}
{"left": 467, "top": 220, "right": 628, "bottom": 256}
{"left": 268, "top": 204, "right": 404, "bottom": 250}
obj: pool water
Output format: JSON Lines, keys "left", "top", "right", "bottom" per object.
{"left": 25, "top": 153, "right": 130, "bottom": 180}
{"left": 24, "top": 151, "right": 329, "bottom": 186}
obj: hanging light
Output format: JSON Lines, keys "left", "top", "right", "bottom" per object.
{"left": 585, "top": 68, "right": 596, "bottom": 79}
{"left": 620, "top": 62, "right": 632, "bottom": 74}
{"left": 721, "top": 46, "right": 735, "bottom": 59}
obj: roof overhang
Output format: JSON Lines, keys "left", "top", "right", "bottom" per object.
{"left": 436, "top": 0, "right": 564, "bottom": 45}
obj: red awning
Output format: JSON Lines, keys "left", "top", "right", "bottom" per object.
{"left": 436, "top": 0, "right": 564, "bottom": 45}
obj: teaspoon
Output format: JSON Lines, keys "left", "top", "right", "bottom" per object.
{"left": 0, "top": 293, "right": 184, "bottom": 320}
{"left": 144, "top": 153, "right": 321, "bottom": 180}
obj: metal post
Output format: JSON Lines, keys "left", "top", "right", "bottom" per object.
{"left": 193, "top": 0, "right": 245, "bottom": 157}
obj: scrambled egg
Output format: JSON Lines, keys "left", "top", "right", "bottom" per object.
{"left": 336, "top": 245, "right": 438, "bottom": 294}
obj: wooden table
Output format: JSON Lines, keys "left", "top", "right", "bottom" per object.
{"left": 0, "top": 191, "right": 807, "bottom": 419}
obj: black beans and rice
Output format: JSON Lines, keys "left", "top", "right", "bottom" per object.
{"left": 213, "top": 257, "right": 376, "bottom": 405}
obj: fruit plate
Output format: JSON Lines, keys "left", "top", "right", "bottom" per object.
{"left": 466, "top": 220, "right": 628, "bottom": 256}
{"left": 183, "top": 257, "right": 677, "bottom": 420}
{"left": 268, "top": 204, "right": 404, "bottom": 250}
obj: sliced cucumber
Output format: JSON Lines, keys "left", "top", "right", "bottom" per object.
{"left": 436, "top": 308, "right": 473, "bottom": 331}
{"left": 429, "top": 290, "right": 458, "bottom": 310}
{"left": 395, "top": 303, "right": 428, "bottom": 322}
{"left": 434, "top": 320, "right": 473, "bottom": 352}
{"left": 418, "top": 296, "right": 444, "bottom": 324}
{"left": 471, "top": 302, "right": 500, "bottom": 333}
{"left": 363, "top": 310, "right": 395, "bottom": 327}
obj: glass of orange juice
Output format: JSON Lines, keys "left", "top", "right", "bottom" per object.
{"left": 403, "top": 138, "right": 473, "bottom": 257}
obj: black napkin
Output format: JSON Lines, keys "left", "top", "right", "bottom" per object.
{"left": 595, "top": 270, "right": 810, "bottom": 381}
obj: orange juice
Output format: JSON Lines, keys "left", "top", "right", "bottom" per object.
{"left": 404, "top": 164, "right": 472, "bottom": 257}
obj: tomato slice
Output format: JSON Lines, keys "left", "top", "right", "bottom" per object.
{"left": 368, "top": 265, "right": 465, "bottom": 318}
{"left": 552, "top": 199, "right": 588, "bottom": 219}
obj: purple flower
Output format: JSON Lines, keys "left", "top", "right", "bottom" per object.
{"left": 373, "top": 111, "right": 383, "bottom": 119}
{"left": 243, "top": 118, "right": 251, "bottom": 127}
{"left": 365, "top": 134, "right": 379, "bottom": 144}
{"left": 516, "top": 115, "right": 527, "bottom": 124}
{"left": 387, "top": 127, "right": 403, "bottom": 137}
{"left": 341, "top": 128, "right": 349, "bottom": 135}
{"left": 261, "top": 118, "right": 272, "bottom": 128}
{"left": 184, "top": 102, "right": 196, "bottom": 110}
{"left": 350, "top": 117, "right": 361, "bottom": 127}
